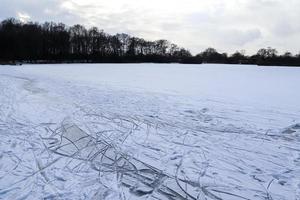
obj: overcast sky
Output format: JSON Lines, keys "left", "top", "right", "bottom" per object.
{"left": 0, "top": 0, "right": 299, "bottom": 55}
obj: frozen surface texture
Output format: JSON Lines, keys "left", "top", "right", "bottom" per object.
{"left": 0, "top": 64, "right": 299, "bottom": 199}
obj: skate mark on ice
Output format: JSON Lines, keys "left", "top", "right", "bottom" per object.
{"left": 43, "top": 120, "right": 207, "bottom": 200}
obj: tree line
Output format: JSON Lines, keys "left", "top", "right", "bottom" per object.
{"left": 1, "top": 18, "right": 300, "bottom": 66}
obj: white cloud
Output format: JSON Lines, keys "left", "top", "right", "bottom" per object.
{"left": 17, "top": 12, "right": 30, "bottom": 22}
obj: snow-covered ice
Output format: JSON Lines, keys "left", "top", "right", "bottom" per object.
{"left": 0, "top": 63, "right": 299, "bottom": 199}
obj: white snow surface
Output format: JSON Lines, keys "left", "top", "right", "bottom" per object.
{"left": 0, "top": 63, "right": 299, "bottom": 200}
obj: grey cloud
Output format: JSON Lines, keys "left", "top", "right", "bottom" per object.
{"left": 0, "top": 0, "right": 299, "bottom": 54}
{"left": 273, "top": 20, "right": 300, "bottom": 37}
{"left": 223, "top": 29, "right": 262, "bottom": 46}
{"left": 0, "top": 0, "right": 80, "bottom": 24}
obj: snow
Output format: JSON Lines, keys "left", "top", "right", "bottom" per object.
{"left": 0, "top": 63, "right": 299, "bottom": 199}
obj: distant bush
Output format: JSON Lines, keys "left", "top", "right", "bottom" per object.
{"left": 0, "top": 18, "right": 299, "bottom": 66}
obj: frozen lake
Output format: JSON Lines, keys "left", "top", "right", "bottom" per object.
{"left": 9, "top": 63, "right": 300, "bottom": 109}
{"left": 0, "top": 64, "right": 299, "bottom": 199}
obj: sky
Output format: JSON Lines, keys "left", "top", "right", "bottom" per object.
{"left": 0, "top": 0, "right": 299, "bottom": 55}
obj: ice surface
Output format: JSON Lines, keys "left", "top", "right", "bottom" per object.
{"left": 0, "top": 64, "right": 299, "bottom": 199}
